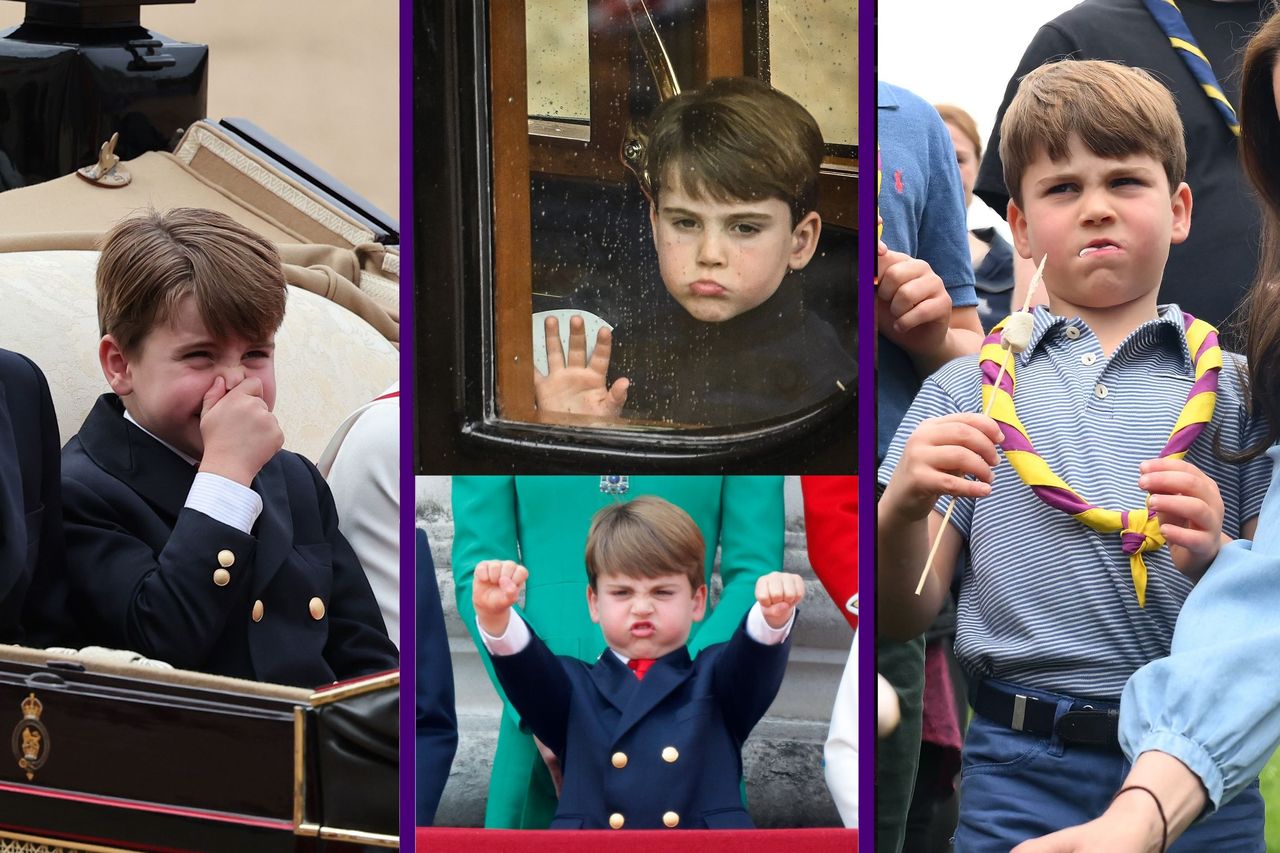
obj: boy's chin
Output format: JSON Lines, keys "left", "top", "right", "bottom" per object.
{"left": 676, "top": 296, "right": 750, "bottom": 324}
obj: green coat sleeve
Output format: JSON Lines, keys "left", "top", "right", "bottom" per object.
{"left": 451, "top": 476, "right": 524, "bottom": 724}
{"left": 688, "top": 475, "right": 784, "bottom": 655}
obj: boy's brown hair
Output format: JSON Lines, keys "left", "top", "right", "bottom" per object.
{"left": 584, "top": 496, "right": 705, "bottom": 592}
{"left": 640, "top": 76, "right": 824, "bottom": 225}
{"left": 1000, "top": 60, "right": 1186, "bottom": 206}
{"left": 96, "top": 207, "right": 288, "bottom": 354}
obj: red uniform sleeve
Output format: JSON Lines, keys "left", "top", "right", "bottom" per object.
{"left": 800, "top": 475, "right": 857, "bottom": 631}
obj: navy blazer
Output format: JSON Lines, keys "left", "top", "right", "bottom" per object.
{"left": 0, "top": 350, "right": 67, "bottom": 646}
{"left": 489, "top": 612, "right": 792, "bottom": 830}
{"left": 60, "top": 394, "right": 397, "bottom": 688}
{"left": 415, "top": 528, "right": 458, "bottom": 826}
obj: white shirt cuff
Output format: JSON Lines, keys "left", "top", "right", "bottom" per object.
{"left": 186, "top": 472, "right": 263, "bottom": 534}
{"left": 747, "top": 601, "right": 795, "bottom": 645}
{"left": 477, "top": 611, "right": 531, "bottom": 656}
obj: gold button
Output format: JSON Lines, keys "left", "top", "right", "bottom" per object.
{"left": 663, "top": 811, "right": 679, "bottom": 828}
{"left": 252, "top": 600, "right": 264, "bottom": 622}
{"left": 611, "top": 751, "right": 628, "bottom": 769}
{"left": 661, "top": 746, "right": 678, "bottom": 763}
{"left": 212, "top": 568, "right": 231, "bottom": 587}
{"left": 217, "top": 549, "right": 235, "bottom": 568}
{"left": 309, "top": 597, "right": 326, "bottom": 620}
{"left": 609, "top": 813, "right": 624, "bottom": 829}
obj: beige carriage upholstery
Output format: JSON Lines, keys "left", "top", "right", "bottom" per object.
{"left": 0, "top": 121, "right": 399, "bottom": 344}
{"left": 0, "top": 250, "right": 397, "bottom": 463}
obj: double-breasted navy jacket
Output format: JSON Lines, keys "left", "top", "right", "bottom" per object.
{"left": 60, "top": 394, "right": 397, "bottom": 688}
{"left": 0, "top": 350, "right": 67, "bottom": 646}
{"left": 489, "top": 612, "right": 792, "bottom": 829}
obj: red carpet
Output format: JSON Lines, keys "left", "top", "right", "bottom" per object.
{"left": 416, "top": 827, "right": 856, "bottom": 851}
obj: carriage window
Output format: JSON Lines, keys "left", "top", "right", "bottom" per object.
{"left": 489, "top": 1, "right": 857, "bottom": 433}
{"left": 768, "top": 0, "right": 857, "bottom": 148}
{"left": 526, "top": 1, "right": 591, "bottom": 126}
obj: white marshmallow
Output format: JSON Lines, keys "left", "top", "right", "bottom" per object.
{"left": 1001, "top": 312, "right": 1035, "bottom": 352}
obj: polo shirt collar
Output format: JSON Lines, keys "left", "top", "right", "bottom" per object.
{"left": 1014, "top": 303, "right": 1194, "bottom": 370}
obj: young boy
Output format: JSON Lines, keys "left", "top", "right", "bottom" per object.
{"left": 471, "top": 496, "right": 803, "bottom": 829}
{"left": 59, "top": 208, "right": 397, "bottom": 688}
{"left": 878, "top": 61, "right": 1269, "bottom": 850}
{"left": 534, "top": 76, "right": 854, "bottom": 425}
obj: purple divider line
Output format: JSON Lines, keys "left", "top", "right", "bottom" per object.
{"left": 399, "top": 0, "right": 415, "bottom": 844}
{"left": 857, "top": 0, "right": 876, "bottom": 843}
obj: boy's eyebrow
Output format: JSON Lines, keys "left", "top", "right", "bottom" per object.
{"left": 660, "top": 205, "right": 776, "bottom": 221}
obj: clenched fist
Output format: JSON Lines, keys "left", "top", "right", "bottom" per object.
{"left": 755, "top": 571, "right": 805, "bottom": 629}
{"left": 472, "top": 559, "right": 529, "bottom": 636}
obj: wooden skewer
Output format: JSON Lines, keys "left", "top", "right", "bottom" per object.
{"left": 913, "top": 255, "right": 1047, "bottom": 596}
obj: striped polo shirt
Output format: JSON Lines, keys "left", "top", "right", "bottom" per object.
{"left": 879, "top": 305, "right": 1270, "bottom": 699}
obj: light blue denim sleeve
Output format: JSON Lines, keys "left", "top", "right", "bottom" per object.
{"left": 1120, "top": 445, "right": 1280, "bottom": 810}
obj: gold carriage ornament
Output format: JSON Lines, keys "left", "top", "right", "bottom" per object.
{"left": 11, "top": 692, "right": 49, "bottom": 781}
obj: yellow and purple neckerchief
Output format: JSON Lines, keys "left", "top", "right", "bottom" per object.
{"left": 981, "top": 311, "right": 1222, "bottom": 606}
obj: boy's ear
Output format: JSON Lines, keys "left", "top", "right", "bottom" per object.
{"left": 98, "top": 334, "right": 134, "bottom": 397}
{"left": 648, "top": 200, "right": 661, "bottom": 251}
{"left": 585, "top": 584, "right": 601, "bottom": 624}
{"left": 1169, "top": 182, "right": 1192, "bottom": 246}
{"left": 1007, "top": 198, "right": 1034, "bottom": 260}
{"left": 690, "top": 583, "right": 707, "bottom": 623}
{"left": 787, "top": 211, "right": 822, "bottom": 271}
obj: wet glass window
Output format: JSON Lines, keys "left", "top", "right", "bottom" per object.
{"left": 492, "top": 1, "right": 857, "bottom": 432}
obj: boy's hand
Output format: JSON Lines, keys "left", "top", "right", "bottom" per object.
{"left": 198, "top": 375, "right": 284, "bottom": 486}
{"left": 1140, "top": 457, "right": 1227, "bottom": 579}
{"left": 533, "top": 315, "right": 629, "bottom": 418}
{"left": 472, "top": 559, "right": 528, "bottom": 636}
{"left": 876, "top": 243, "right": 951, "bottom": 357}
{"left": 755, "top": 571, "right": 805, "bottom": 629}
{"left": 881, "top": 413, "right": 1003, "bottom": 522}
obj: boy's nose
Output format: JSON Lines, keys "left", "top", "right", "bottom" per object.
{"left": 220, "top": 364, "right": 246, "bottom": 389}
{"left": 697, "top": 232, "right": 726, "bottom": 265}
{"left": 1079, "top": 188, "right": 1116, "bottom": 224}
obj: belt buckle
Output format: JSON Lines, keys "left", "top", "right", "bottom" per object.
{"left": 1011, "top": 693, "right": 1028, "bottom": 732}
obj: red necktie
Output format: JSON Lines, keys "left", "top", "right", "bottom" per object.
{"left": 628, "top": 658, "right": 655, "bottom": 680}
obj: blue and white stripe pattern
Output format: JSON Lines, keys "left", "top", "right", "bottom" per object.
{"left": 879, "top": 305, "right": 1268, "bottom": 699}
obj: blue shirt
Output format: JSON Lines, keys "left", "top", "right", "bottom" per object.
{"left": 877, "top": 81, "right": 977, "bottom": 460}
{"left": 879, "top": 305, "right": 1268, "bottom": 699}
{"left": 1122, "top": 443, "right": 1280, "bottom": 810}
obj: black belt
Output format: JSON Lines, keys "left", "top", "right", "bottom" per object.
{"left": 972, "top": 680, "right": 1120, "bottom": 749}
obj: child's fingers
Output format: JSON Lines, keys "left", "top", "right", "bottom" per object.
{"left": 914, "top": 425, "right": 1002, "bottom": 474}
{"left": 566, "top": 315, "right": 588, "bottom": 368}
{"left": 875, "top": 247, "right": 913, "bottom": 284}
{"left": 892, "top": 291, "right": 950, "bottom": 334}
{"left": 1140, "top": 471, "right": 1216, "bottom": 501}
{"left": 201, "top": 375, "right": 227, "bottom": 417}
{"left": 930, "top": 413, "right": 1005, "bottom": 449}
{"left": 1156, "top": 520, "right": 1215, "bottom": 551}
{"left": 587, "top": 326, "right": 613, "bottom": 375}
{"left": 608, "top": 377, "right": 630, "bottom": 408}
{"left": 1150, "top": 494, "right": 1219, "bottom": 533}
{"left": 544, "top": 316, "right": 566, "bottom": 371}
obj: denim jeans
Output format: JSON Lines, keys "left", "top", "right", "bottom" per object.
{"left": 955, "top": 707, "right": 1264, "bottom": 851}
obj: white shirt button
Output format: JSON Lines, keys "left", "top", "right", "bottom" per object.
{"left": 1081, "top": 353, "right": 1097, "bottom": 366}
{"left": 1094, "top": 383, "right": 1108, "bottom": 399}
{"left": 1064, "top": 326, "right": 1081, "bottom": 340}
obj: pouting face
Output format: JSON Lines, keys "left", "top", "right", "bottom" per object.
{"left": 106, "top": 294, "right": 277, "bottom": 459}
{"left": 587, "top": 571, "right": 706, "bottom": 660}
{"left": 1008, "top": 135, "right": 1190, "bottom": 318}
{"left": 650, "top": 174, "right": 820, "bottom": 323}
